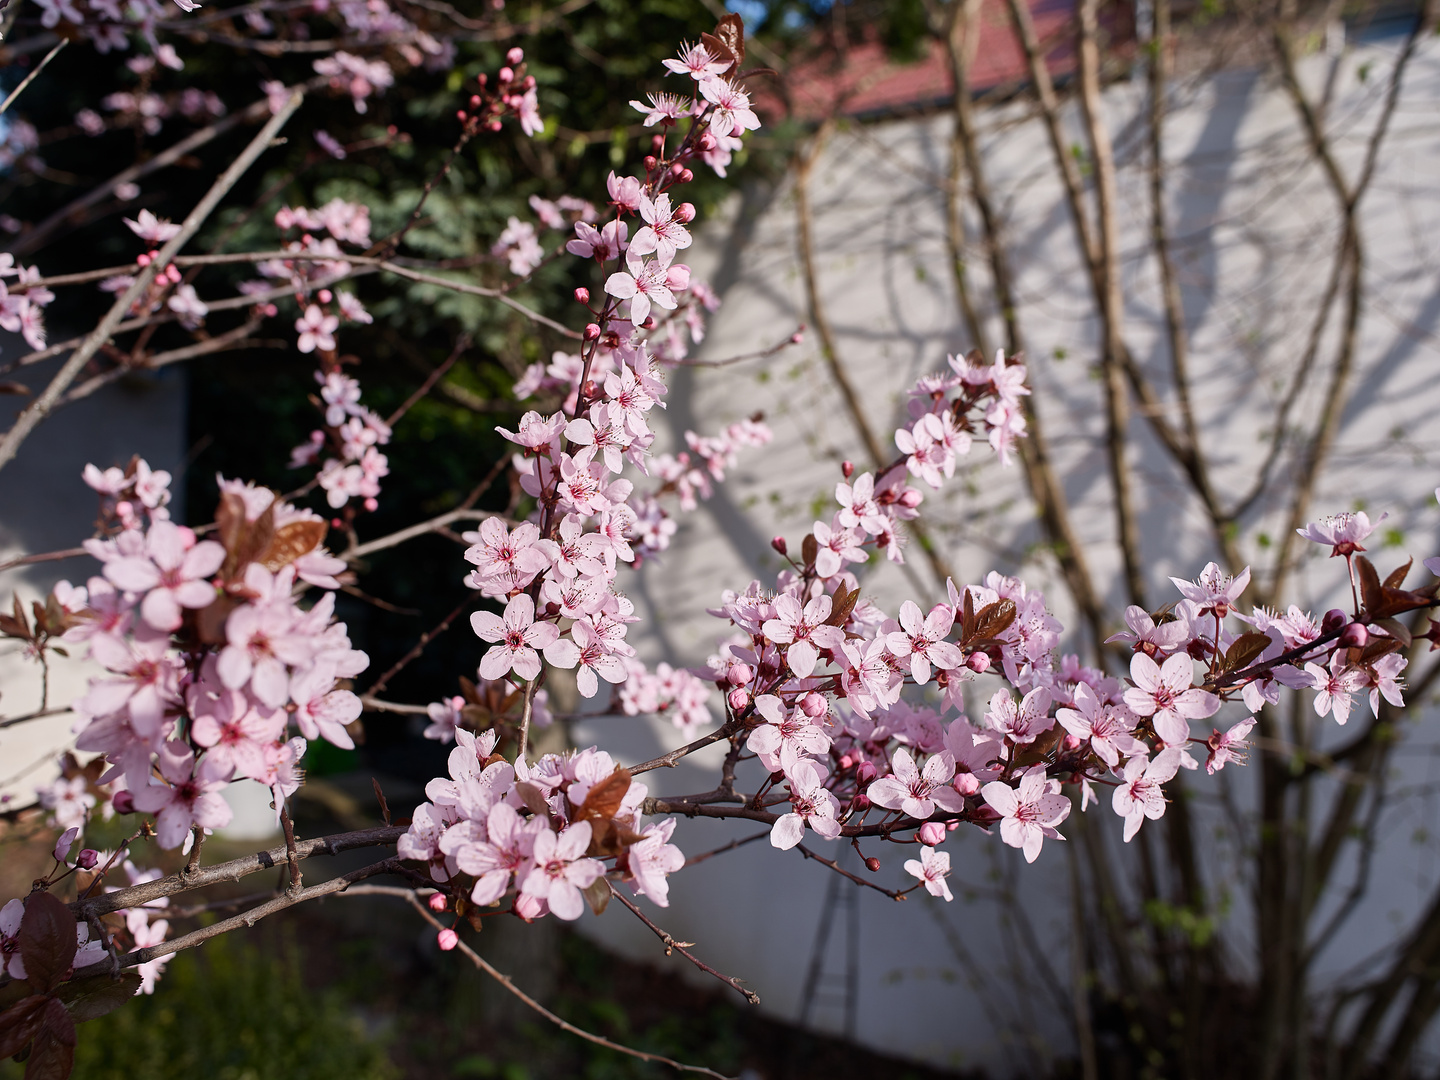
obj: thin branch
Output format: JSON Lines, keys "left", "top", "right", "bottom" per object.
{"left": 384, "top": 333, "right": 470, "bottom": 427}
{"left": 57, "top": 318, "right": 265, "bottom": 407}
{"left": 344, "top": 507, "right": 503, "bottom": 560}
{"left": 362, "top": 597, "right": 469, "bottom": 699}
{"left": 0, "top": 90, "right": 305, "bottom": 475}
{"left": 73, "top": 824, "right": 405, "bottom": 917}
{"left": 606, "top": 882, "right": 760, "bottom": 1004}
{"left": 398, "top": 890, "right": 736, "bottom": 1079}
{"left": 0, "top": 37, "right": 65, "bottom": 115}
{"left": 681, "top": 829, "right": 771, "bottom": 867}
{"left": 795, "top": 843, "right": 912, "bottom": 900}
{"left": 0, "top": 546, "right": 87, "bottom": 574}
{"left": 629, "top": 720, "right": 740, "bottom": 775}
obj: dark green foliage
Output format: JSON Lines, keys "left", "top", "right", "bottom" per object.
{"left": 0, "top": 935, "right": 397, "bottom": 1080}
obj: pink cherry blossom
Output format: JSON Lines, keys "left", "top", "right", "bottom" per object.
{"left": 102, "top": 520, "right": 223, "bottom": 632}
{"left": 762, "top": 592, "right": 846, "bottom": 678}
{"left": 1169, "top": 562, "right": 1251, "bottom": 618}
{"left": 1296, "top": 511, "right": 1385, "bottom": 556}
{"left": 1056, "top": 683, "right": 1144, "bottom": 767}
{"left": 129, "top": 742, "right": 233, "bottom": 849}
{"left": 769, "top": 759, "right": 842, "bottom": 850}
{"left": 1305, "top": 653, "right": 1365, "bottom": 724}
{"left": 699, "top": 77, "right": 760, "bottom": 138}
{"left": 604, "top": 250, "right": 677, "bottom": 325}
{"left": 984, "top": 686, "right": 1055, "bottom": 745}
{"left": 519, "top": 821, "right": 604, "bottom": 921}
{"left": 463, "top": 518, "right": 548, "bottom": 592}
{"left": 1112, "top": 750, "right": 1182, "bottom": 841}
{"left": 1105, "top": 604, "right": 1191, "bottom": 657}
{"left": 886, "top": 601, "right": 962, "bottom": 684}
{"left": 295, "top": 304, "right": 339, "bottom": 353}
{"left": 746, "top": 694, "right": 831, "bottom": 772}
{"left": 904, "top": 845, "right": 954, "bottom": 901}
{"left": 1205, "top": 717, "right": 1255, "bottom": 774}
{"left": 626, "top": 818, "right": 685, "bottom": 906}
{"left": 471, "top": 594, "right": 559, "bottom": 682}
{"left": 1123, "top": 652, "right": 1219, "bottom": 746}
{"left": 868, "top": 748, "right": 964, "bottom": 820}
{"left": 567, "top": 219, "right": 627, "bottom": 262}
{"left": 663, "top": 42, "right": 729, "bottom": 81}
{"left": 981, "top": 765, "right": 1071, "bottom": 863}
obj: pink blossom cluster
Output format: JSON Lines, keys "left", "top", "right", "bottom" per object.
{"left": 289, "top": 363, "right": 391, "bottom": 512}
{"left": 58, "top": 464, "right": 364, "bottom": 858}
{"left": 0, "top": 254, "right": 55, "bottom": 351}
{"left": 398, "top": 729, "right": 685, "bottom": 921}
{"left": 29, "top": 0, "right": 198, "bottom": 64}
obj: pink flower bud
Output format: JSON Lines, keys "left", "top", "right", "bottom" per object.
{"left": 841, "top": 460, "right": 855, "bottom": 479}
{"left": 477, "top": 73, "right": 487, "bottom": 86}
{"left": 966, "top": 651, "right": 990, "bottom": 673}
{"left": 839, "top": 752, "right": 857, "bottom": 770}
{"left": 665, "top": 264, "right": 691, "bottom": 291}
{"left": 363, "top": 497, "right": 379, "bottom": 512}
{"left": 800, "top": 692, "right": 827, "bottom": 718}
{"left": 1064, "top": 734, "right": 1083, "bottom": 751}
{"left": 470, "top": 95, "right": 481, "bottom": 107}
{"left": 524, "top": 76, "right": 536, "bottom": 90}
{"left": 136, "top": 252, "right": 152, "bottom": 267}
{"left": 918, "top": 822, "right": 946, "bottom": 846}
{"left": 456, "top": 110, "right": 468, "bottom": 122}
{"left": 1339, "top": 623, "right": 1369, "bottom": 648}
{"left": 640, "top": 316, "right": 656, "bottom": 330}
{"left": 1322, "top": 608, "right": 1348, "bottom": 634}
{"left": 506, "top": 47, "right": 524, "bottom": 64}
{"left": 727, "top": 687, "right": 750, "bottom": 712}
{"left": 643, "top": 155, "right": 658, "bottom": 171}
{"left": 437, "top": 928, "right": 459, "bottom": 951}
{"left": 176, "top": 525, "right": 197, "bottom": 548}
{"left": 851, "top": 793, "right": 871, "bottom": 811}
{"left": 699, "top": 131, "right": 717, "bottom": 151}
{"left": 899, "top": 488, "right": 922, "bottom": 509}
{"left": 651, "top": 134, "right": 666, "bottom": 151}
{"left": 318, "top": 289, "right": 333, "bottom": 303}
{"left": 771, "top": 535, "right": 788, "bottom": 555}
{"left": 77, "top": 849, "right": 99, "bottom": 870}
{"left": 864, "top": 856, "right": 881, "bottom": 873}
{"left": 669, "top": 161, "right": 685, "bottom": 177}
{"left": 428, "top": 892, "right": 448, "bottom": 912}
{"left": 574, "top": 287, "right": 590, "bottom": 304}
{"left": 675, "top": 202, "right": 696, "bottom": 223}
{"left": 678, "top": 169, "right": 694, "bottom": 183}
{"left": 789, "top": 331, "right": 804, "bottom": 344}
{"left": 856, "top": 761, "right": 877, "bottom": 784}
{"left": 728, "top": 663, "right": 753, "bottom": 686}
{"left": 498, "top": 66, "right": 514, "bottom": 83}
{"left": 584, "top": 323, "right": 601, "bottom": 341}
{"left": 112, "top": 790, "right": 135, "bottom": 814}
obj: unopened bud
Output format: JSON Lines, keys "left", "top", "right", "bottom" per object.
{"left": 966, "top": 651, "right": 990, "bottom": 673}
{"left": 670, "top": 161, "right": 685, "bottom": 177}
{"left": 643, "top": 155, "right": 658, "bottom": 171}
{"left": 470, "top": 95, "right": 481, "bottom": 107}
{"left": 506, "top": 46, "right": 524, "bottom": 64}
{"left": 851, "top": 793, "right": 871, "bottom": 812}
{"left": 728, "top": 663, "right": 753, "bottom": 686}
{"left": 318, "top": 289, "right": 333, "bottom": 303}
{"left": 498, "top": 66, "right": 514, "bottom": 83}
{"left": 584, "top": 323, "right": 601, "bottom": 341}
{"left": 456, "top": 110, "right": 468, "bottom": 121}
{"left": 77, "top": 849, "right": 99, "bottom": 870}
{"left": 363, "top": 497, "right": 378, "bottom": 512}
{"left": 487, "top": 119, "right": 503, "bottom": 132}
{"left": 651, "top": 134, "right": 666, "bottom": 151}
{"left": 640, "top": 316, "right": 656, "bottom": 330}
{"left": 574, "top": 287, "right": 590, "bottom": 304}
{"left": 675, "top": 202, "right": 696, "bottom": 223}
{"left": 477, "top": 73, "right": 487, "bottom": 86}
{"left": 437, "top": 928, "right": 459, "bottom": 951}
{"left": 917, "top": 822, "right": 946, "bottom": 846}
{"left": 1339, "top": 623, "right": 1369, "bottom": 648}
{"left": 524, "top": 75, "right": 536, "bottom": 90}
{"left": 699, "top": 131, "right": 717, "bottom": 151}
{"left": 1322, "top": 608, "right": 1348, "bottom": 634}
{"left": 855, "top": 761, "right": 877, "bottom": 784}
{"left": 800, "top": 692, "right": 827, "bottom": 718}
{"left": 678, "top": 168, "right": 694, "bottom": 183}
{"left": 112, "top": 790, "right": 135, "bottom": 814}
{"left": 864, "top": 856, "right": 881, "bottom": 873}
{"left": 790, "top": 331, "right": 804, "bottom": 344}
{"left": 900, "top": 488, "right": 923, "bottom": 509}
{"left": 136, "top": 252, "right": 152, "bottom": 267}
{"left": 842, "top": 460, "right": 855, "bottom": 479}
{"left": 771, "top": 535, "right": 788, "bottom": 555}
{"left": 428, "top": 892, "right": 448, "bottom": 912}
{"left": 727, "top": 687, "right": 750, "bottom": 712}
{"left": 1064, "top": 734, "right": 1083, "bottom": 751}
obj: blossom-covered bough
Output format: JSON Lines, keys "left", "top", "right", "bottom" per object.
{"left": 1, "top": 8, "right": 1440, "bottom": 1079}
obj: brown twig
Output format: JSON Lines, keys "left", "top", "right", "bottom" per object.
{"left": 362, "top": 597, "right": 470, "bottom": 699}
{"left": 606, "top": 882, "right": 760, "bottom": 1005}
{"left": 395, "top": 889, "right": 736, "bottom": 1079}
{"left": 384, "top": 333, "right": 470, "bottom": 427}
{"left": 795, "top": 843, "right": 912, "bottom": 900}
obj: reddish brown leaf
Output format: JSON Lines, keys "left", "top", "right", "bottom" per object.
{"left": 1356, "top": 556, "right": 1383, "bottom": 615}
{"left": 56, "top": 972, "right": 141, "bottom": 1023}
{"left": 575, "top": 767, "right": 632, "bottom": 826}
{"left": 966, "top": 599, "right": 1017, "bottom": 646}
{"left": 0, "top": 382, "right": 32, "bottom": 395}
{"left": 1385, "top": 558, "right": 1413, "bottom": 591}
{"left": 0, "top": 995, "right": 46, "bottom": 1059}
{"left": 261, "top": 520, "right": 327, "bottom": 571}
{"left": 1374, "top": 617, "right": 1413, "bottom": 648}
{"left": 371, "top": 778, "right": 390, "bottom": 826}
{"left": 514, "top": 782, "right": 552, "bottom": 821}
{"left": 582, "top": 878, "right": 611, "bottom": 915}
{"left": 25, "top": 999, "right": 75, "bottom": 1080}
{"left": 17, "top": 893, "right": 77, "bottom": 995}
{"left": 824, "top": 582, "right": 858, "bottom": 627}
{"left": 800, "top": 533, "right": 819, "bottom": 569}
{"left": 1222, "top": 632, "right": 1272, "bottom": 673}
